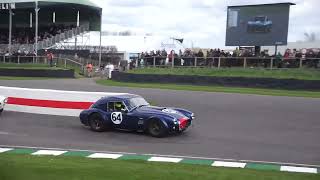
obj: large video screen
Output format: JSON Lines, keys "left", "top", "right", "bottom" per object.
{"left": 225, "top": 3, "right": 292, "bottom": 46}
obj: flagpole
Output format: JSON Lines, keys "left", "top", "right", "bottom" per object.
{"left": 8, "top": 5, "right": 12, "bottom": 55}
{"left": 35, "top": 0, "right": 39, "bottom": 55}
{"left": 98, "top": 10, "right": 102, "bottom": 67}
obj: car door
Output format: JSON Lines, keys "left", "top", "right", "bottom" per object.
{"left": 107, "top": 101, "right": 139, "bottom": 130}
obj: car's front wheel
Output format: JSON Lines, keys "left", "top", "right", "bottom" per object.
{"left": 89, "top": 113, "right": 106, "bottom": 132}
{"left": 148, "top": 119, "right": 168, "bottom": 138}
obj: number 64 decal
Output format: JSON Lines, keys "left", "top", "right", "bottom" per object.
{"left": 111, "top": 112, "right": 122, "bottom": 124}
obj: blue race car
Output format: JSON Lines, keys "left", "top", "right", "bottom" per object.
{"left": 247, "top": 16, "right": 272, "bottom": 33}
{"left": 79, "top": 94, "right": 194, "bottom": 137}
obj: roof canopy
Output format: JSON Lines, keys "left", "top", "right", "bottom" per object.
{"left": 1, "top": 0, "right": 100, "bottom": 9}
{"left": 0, "top": 0, "right": 101, "bottom": 31}
{"left": 228, "top": 2, "right": 295, "bottom": 8}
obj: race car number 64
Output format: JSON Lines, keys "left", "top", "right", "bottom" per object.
{"left": 111, "top": 112, "right": 122, "bottom": 124}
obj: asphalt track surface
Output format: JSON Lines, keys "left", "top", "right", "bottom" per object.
{"left": 0, "top": 79, "right": 320, "bottom": 165}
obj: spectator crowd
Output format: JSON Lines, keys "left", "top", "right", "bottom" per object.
{"left": 133, "top": 48, "right": 320, "bottom": 68}
{"left": 0, "top": 24, "right": 75, "bottom": 45}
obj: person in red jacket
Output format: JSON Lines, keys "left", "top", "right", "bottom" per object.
{"left": 86, "top": 62, "right": 93, "bottom": 78}
{"left": 46, "top": 50, "right": 54, "bottom": 67}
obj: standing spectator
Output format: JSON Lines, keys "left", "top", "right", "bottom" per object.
{"left": 207, "top": 49, "right": 214, "bottom": 67}
{"left": 197, "top": 49, "right": 204, "bottom": 66}
{"left": 46, "top": 50, "right": 54, "bottom": 67}
{"left": 120, "top": 60, "right": 128, "bottom": 71}
{"left": 160, "top": 49, "right": 167, "bottom": 65}
{"left": 178, "top": 49, "right": 183, "bottom": 57}
{"left": 86, "top": 62, "right": 93, "bottom": 78}
{"left": 99, "top": 63, "right": 105, "bottom": 78}
{"left": 197, "top": 49, "right": 204, "bottom": 57}
{"left": 168, "top": 50, "right": 175, "bottom": 65}
{"left": 4, "top": 51, "right": 10, "bottom": 62}
{"left": 105, "top": 63, "right": 114, "bottom": 79}
{"left": 276, "top": 52, "right": 283, "bottom": 68}
{"left": 139, "top": 52, "right": 145, "bottom": 68}
{"left": 74, "top": 53, "right": 79, "bottom": 60}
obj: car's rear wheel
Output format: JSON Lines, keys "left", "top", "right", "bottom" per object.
{"left": 148, "top": 119, "right": 168, "bottom": 138}
{"left": 89, "top": 113, "right": 106, "bottom": 132}
{"left": 0, "top": 108, "right": 3, "bottom": 114}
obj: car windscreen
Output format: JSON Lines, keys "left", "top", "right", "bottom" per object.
{"left": 127, "top": 97, "right": 149, "bottom": 111}
{"left": 254, "top": 16, "right": 265, "bottom": 21}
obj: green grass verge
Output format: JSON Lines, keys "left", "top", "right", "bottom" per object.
{"left": 0, "top": 154, "right": 318, "bottom": 180}
{"left": 96, "top": 80, "right": 320, "bottom": 98}
{"left": 129, "top": 68, "right": 320, "bottom": 80}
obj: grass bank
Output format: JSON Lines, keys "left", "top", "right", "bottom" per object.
{"left": 96, "top": 80, "right": 320, "bottom": 98}
{"left": 129, "top": 68, "right": 320, "bottom": 80}
{"left": 0, "top": 154, "right": 318, "bottom": 180}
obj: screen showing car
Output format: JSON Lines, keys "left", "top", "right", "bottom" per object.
{"left": 225, "top": 4, "right": 292, "bottom": 46}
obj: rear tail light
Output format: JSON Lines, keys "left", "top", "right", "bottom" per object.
{"left": 179, "top": 117, "right": 188, "bottom": 130}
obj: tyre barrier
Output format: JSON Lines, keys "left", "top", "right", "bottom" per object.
{"left": 0, "top": 86, "right": 128, "bottom": 116}
{"left": 0, "top": 68, "right": 75, "bottom": 78}
{"left": 112, "top": 72, "right": 320, "bottom": 91}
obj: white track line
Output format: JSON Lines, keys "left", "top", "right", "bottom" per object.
{"left": 2, "top": 144, "right": 320, "bottom": 168}
{"left": 148, "top": 157, "right": 182, "bottom": 163}
{"left": 32, "top": 150, "right": 67, "bottom": 156}
{"left": 212, "top": 161, "right": 246, "bottom": 168}
{"left": 0, "top": 148, "right": 13, "bottom": 153}
{"left": 280, "top": 166, "right": 318, "bottom": 174}
{"left": 88, "top": 153, "right": 122, "bottom": 159}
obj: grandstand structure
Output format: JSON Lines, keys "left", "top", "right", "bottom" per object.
{"left": 0, "top": 0, "right": 102, "bottom": 62}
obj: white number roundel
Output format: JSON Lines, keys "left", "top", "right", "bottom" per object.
{"left": 111, "top": 112, "right": 122, "bottom": 124}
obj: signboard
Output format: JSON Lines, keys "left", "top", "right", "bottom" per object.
{"left": 0, "top": 3, "right": 15, "bottom": 10}
{"left": 225, "top": 3, "right": 294, "bottom": 46}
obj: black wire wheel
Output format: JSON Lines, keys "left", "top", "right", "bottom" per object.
{"left": 89, "top": 113, "right": 106, "bottom": 132}
{"left": 148, "top": 119, "right": 168, "bottom": 138}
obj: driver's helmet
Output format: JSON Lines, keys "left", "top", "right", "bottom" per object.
{"left": 115, "top": 102, "right": 122, "bottom": 109}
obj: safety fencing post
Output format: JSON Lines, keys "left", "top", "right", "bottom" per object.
{"left": 243, "top": 57, "right": 247, "bottom": 68}
{"left": 153, "top": 56, "right": 156, "bottom": 68}
{"left": 270, "top": 58, "right": 274, "bottom": 70}
{"left": 172, "top": 56, "right": 174, "bottom": 68}
{"left": 194, "top": 57, "right": 197, "bottom": 67}
{"left": 17, "top": 56, "right": 20, "bottom": 64}
{"left": 299, "top": 58, "right": 303, "bottom": 68}
{"left": 218, "top": 57, "right": 221, "bottom": 69}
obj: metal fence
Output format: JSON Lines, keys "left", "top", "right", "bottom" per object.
{"left": 0, "top": 55, "right": 85, "bottom": 74}
{"left": 135, "top": 56, "right": 320, "bottom": 69}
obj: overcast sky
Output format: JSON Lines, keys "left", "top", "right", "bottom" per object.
{"left": 90, "top": 0, "right": 319, "bottom": 48}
